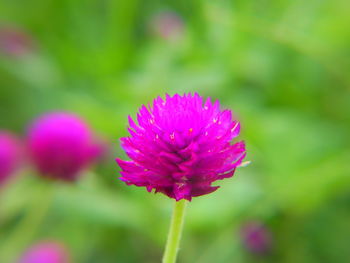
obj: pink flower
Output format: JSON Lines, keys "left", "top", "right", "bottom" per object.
{"left": 150, "top": 11, "right": 184, "bottom": 41}
{"left": 0, "top": 26, "right": 34, "bottom": 56}
{"left": 19, "top": 241, "right": 70, "bottom": 263}
{"left": 116, "top": 93, "right": 246, "bottom": 201}
{"left": 27, "top": 112, "right": 102, "bottom": 181}
{"left": 0, "top": 131, "right": 22, "bottom": 186}
{"left": 241, "top": 221, "right": 272, "bottom": 255}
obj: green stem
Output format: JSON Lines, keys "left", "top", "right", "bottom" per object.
{"left": 0, "top": 181, "right": 54, "bottom": 262}
{"left": 162, "top": 199, "right": 187, "bottom": 263}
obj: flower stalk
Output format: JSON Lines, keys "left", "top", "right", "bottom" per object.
{"left": 162, "top": 200, "right": 187, "bottom": 263}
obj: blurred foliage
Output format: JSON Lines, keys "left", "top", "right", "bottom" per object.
{"left": 1, "top": 0, "right": 350, "bottom": 262}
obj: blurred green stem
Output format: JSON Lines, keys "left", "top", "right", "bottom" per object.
{"left": 0, "top": 181, "right": 54, "bottom": 262}
{"left": 162, "top": 200, "right": 187, "bottom": 263}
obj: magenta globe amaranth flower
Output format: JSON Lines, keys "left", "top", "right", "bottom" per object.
{"left": 19, "top": 241, "right": 70, "bottom": 263}
{"left": 0, "top": 26, "right": 34, "bottom": 56}
{"left": 27, "top": 112, "right": 102, "bottom": 181}
{"left": 150, "top": 11, "right": 184, "bottom": 41}
{"left": 0, "top": 131, "right": 22, "bottom": 186}
{"left": 241, "top": 221, "right": 272, "bottom": 255}
{"left": 116, "top": 93, "right": 246, "bottom": 201}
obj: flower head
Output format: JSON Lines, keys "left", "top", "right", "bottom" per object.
{"left": 116, "top": 93, "right": 246, "bottom": 201}
{"left": 0, "top": 131, "right": 22, "bottom": 186}
{"left": 240, "top": 221, "right": 272, "bottom": 255}
{"left": 150, "top": 11, "right": 184, "bottom": 41}
{"left": 27, "top": 112, "right": 102, "bottom": 181}
{"left": 0, "top": 26, "right": 34, "bottom": 56}
{"left": 19, "top": 241, "right": 70, "bottom": 263}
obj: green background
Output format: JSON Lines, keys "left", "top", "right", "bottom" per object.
{"left": 1, "top": 0, "right": 350, "bottom": 262}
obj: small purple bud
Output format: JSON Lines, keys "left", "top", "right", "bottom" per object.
{"left": 19, "top": 241, "right": 70, "bottom": 263}
{"left": 0, "top": 131, "right": 22, "bottom": 186}
{"left": 150, "top": 11, "right": 184, "bottom": 42}
{"left": 240, "top": 221, "right": 272, "bottom": 255}
{"left": 27, "top": 112, "right": 102, "bottom": 182}
{"left": 0, "top": 26, "right": 34, "bottom": 57}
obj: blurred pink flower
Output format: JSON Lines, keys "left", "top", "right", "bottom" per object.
{"left": 241, "top": 221, "right": 272, "bottom": 255}
{"left": 150, "top": 11, "right": 184, "bottom": 41}
{"left": 19, "top": 241, "right": 70, "bottom": 263}
{"left": 27, "top": 112, "right": 103, "bottom": 181}
{"left": 116, "top": 93, "right": 246, "bottom": 201}
{"left": 0, "top": 26, "right": 34, "bottom": 56}
{"left": 0, "top": 131, "right": 22, "bottom": 186}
